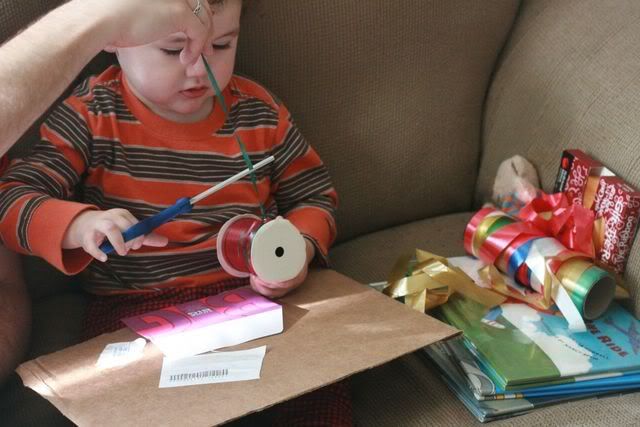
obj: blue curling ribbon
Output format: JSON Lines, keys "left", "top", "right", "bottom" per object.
{"left": 507, "top": 239, "right": 534, "bottom": 278}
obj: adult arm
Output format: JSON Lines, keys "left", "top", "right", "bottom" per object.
{"left": 0, "top": 245, "right": 30, "bottom": 383}
{"left": 0, "top": 0, "right": 212, "bottom": 157}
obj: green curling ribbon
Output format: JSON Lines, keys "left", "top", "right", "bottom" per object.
{"left": 202, "top": 55, "right": 266, "bottom": 219}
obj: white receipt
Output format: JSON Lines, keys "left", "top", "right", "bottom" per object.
{"left": 159, "top": 346, "right": 266, "bottom": 388}
{"left": 96, "top": 338, "right": 146, "bottom": 369}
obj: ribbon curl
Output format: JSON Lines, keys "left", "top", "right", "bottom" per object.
{"left": 466, "top": 207, "right": 617, "bottom": 331}
{"left": 517, "top": 192, "right": 597, "bottom": 258}
{"left": 383, "top": 249, "right": 506, "bottom": 313}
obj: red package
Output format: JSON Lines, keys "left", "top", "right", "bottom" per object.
{"left": 554, "top": 149, "right": 612, "bottom": 208}
{"left": 593, "top": 176, "right": 640, "bottom": 274}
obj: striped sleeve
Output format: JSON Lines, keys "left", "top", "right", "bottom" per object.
{"left": 270, "top": 104, "right": 338, "bottom": 264}
{"left": 0, "top": 100, "right": 96, "bottom": 274}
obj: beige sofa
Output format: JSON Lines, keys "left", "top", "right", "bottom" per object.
{"left": 2, "top": 0, "right": 640, "bottom": 425}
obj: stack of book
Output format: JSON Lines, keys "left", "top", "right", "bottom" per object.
{"left": 425, "top": 282, "right": 640, "bottom": 422}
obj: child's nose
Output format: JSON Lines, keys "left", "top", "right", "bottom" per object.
{"left": 186, "top": 56, "right": 207, "bottom": 78}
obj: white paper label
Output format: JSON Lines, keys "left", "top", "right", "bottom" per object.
{"left": 96, "top": 338, "right": 146, "bottom": 369}
{"left": 159, "top": 346, "right": 267, "bottom": 388}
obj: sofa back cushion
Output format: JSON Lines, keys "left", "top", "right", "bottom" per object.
{"left": 0, "top": 0, "right": 63, "bottom": 42}
{"left": 236, "top": 0, "right": 518, "bottom": 242}
{"left": 478, "top": 0, "right": 640, "bottom": 315}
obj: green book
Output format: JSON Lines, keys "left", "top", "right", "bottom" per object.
{"left": 438, "top": 294, "right": 640, "bottom": 390}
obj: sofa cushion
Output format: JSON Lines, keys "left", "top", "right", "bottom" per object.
{"left": 0, "top": 372, "right": 73, "bottom": 427}
{"left": 0, "top": 0, "right": 64, "bottom": 42}
{"left": 330, "top": 212, "right": 472, "bottom": 284}
{"left": 477, "top": 0, "right": 640, "bottom": 316}
{"left": 0, "top": 292, "right": 86, "bottom": 427}
{"left": 21, "top": 256, "right": 77, "bottom": 301}
{"left": 236, "top": 1, "right": 519, "bottom": 243}
{"left": 27, "top": 291, "right": 87, "bottom": 360}
{"left": 353, "top": 352, "right": 640, "bottom": 426}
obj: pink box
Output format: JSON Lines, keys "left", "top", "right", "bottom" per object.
{"left": 123, "top": 287, "right": 283, "bottom": 358}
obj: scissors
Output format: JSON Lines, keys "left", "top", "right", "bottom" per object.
{"left": 99, "top": 156, "right": 274, "bottom": 255}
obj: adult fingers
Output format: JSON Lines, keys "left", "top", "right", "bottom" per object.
{"left": 181, "top": 0, "right": 214, "bottom": 64}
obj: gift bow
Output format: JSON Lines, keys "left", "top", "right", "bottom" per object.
{"left": 383, "top": 249, "right": 506, "bottom": 313}
{"left": 517, "top": 192, "right": 597, "bottom": 258}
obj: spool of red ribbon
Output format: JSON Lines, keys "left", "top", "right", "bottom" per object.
{"left": 217, "top": 214, "right": 307, "bottom": 283}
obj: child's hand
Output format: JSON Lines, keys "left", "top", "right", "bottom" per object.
{"left": 249, "top": 238, "right": 316, "bottom": 298}
{"left": 62, "top": 209, "right": 169, "bottom": 262}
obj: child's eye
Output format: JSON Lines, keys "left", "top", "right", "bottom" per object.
{"left": 212, "top": 43, "right": 231, "bottom": 50}
{"left": 160, "top": 48, "right": 182, "bottom": 56}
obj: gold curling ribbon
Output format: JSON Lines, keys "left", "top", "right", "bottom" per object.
{"left": 383, "top": 249, "right": 506, "bottom": 313}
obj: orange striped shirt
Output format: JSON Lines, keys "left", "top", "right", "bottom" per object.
{"left": 0, "top": 66, "right": 337, "bottom": 294}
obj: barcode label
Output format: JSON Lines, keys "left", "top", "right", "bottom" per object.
{"left": 169, "top": 369, "right": 229, "bottom": 382}
{"left": 159, "top": 346, "right": 266, "bottom": 388}
{"left": 96, "top": 338, "right": 146, "bottom": 369}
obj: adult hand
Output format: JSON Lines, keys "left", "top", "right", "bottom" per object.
{"left": 88, "top": 0, "right": 214, "bottom": 63}
{"left": 249, "top": 238, "right": 316, "bottom": 298}
{"left": 62, "top": 209, "right": 169, "bottom": 262}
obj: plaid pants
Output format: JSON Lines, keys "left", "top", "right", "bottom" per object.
{"left": 83, "top": 279, "right": 353, "bottom": 427}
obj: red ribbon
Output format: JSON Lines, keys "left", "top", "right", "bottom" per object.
{"left": 517, "top": 192, "right": 595, "bottom": 258}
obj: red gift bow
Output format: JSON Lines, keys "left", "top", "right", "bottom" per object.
{"left": 517, "top": 192, "right": 595, "bottom": 259}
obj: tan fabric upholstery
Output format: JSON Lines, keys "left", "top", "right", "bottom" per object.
{"left": 331, "top": 212, "right": 472, "bottom": 284}
{"left": 353, "top": 352, "right": 640, "bottom": 426}
{"left": 478, "top": 0, "right": 640, "bottom": 316}
{"left": 0, "top": 0, "right": 63, "bottom": 42}
{"left": 236, "top": 1, "right": 519, "bottom": 242}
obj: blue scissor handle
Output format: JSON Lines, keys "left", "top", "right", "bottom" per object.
{"left": 99, "top": 197, "right": 192, "bottom": 255}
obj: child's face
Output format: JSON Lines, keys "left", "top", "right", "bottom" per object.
{"left": 115, "top": 0, "right": 242, "bottom": 123}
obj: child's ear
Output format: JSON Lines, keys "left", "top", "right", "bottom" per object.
{"left": 104, "top": 45, "right": 117, "bottom": 54}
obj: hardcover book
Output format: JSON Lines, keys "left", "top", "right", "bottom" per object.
{"left": 438, "top": 295, "right": 640, "bottom": 389}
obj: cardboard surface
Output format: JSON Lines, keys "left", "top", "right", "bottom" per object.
{"left": 17, "top": 269, "right": 458, "bottom": 426}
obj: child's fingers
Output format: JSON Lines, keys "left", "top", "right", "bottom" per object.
{"left": 131, "top": 237, "right": 144, "bottom": 251}
{"left": 111, "top": 210, "right": 144, "bottom": 251}
{"left": 96, "top": 220, "right": 129, "bottom": 256}
{"left": 82, "top": 233, "right": 108, "bottom": 263}
{"left": 250, "top": 280, "right": 278, "bottom": 298}
{"left": 142, "top": 233, "right": 169, "bottom": 247}
{"left": 111, "top": 210, "right": 168, "bottom": 250}
{"left": 250, "top": 276, "right": 288, "bottom": 298}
